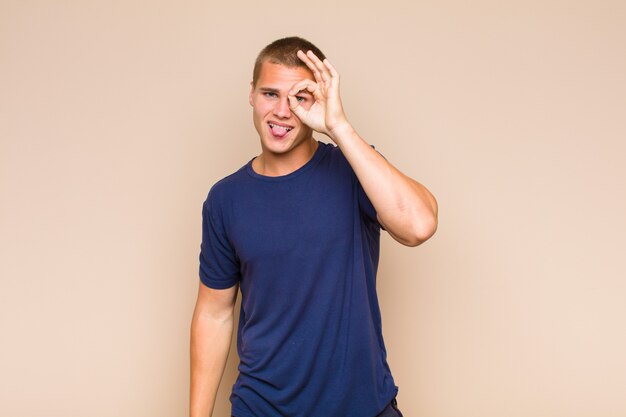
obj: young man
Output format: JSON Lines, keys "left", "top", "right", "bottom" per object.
{"left": 190, "top": 37, "right": 438, "bottom": 417}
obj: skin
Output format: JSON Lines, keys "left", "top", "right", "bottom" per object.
{"left": 248, "top": 61, "right": 319, "bottom": 176}
{"left": 303, "top": 50, "right": 437, "bottom": 245}
{"left": 190, "top": 48, "right": 439, "bottom": 417}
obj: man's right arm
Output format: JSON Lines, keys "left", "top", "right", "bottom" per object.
{"left": 190, "top": 281, "right": 239, "bottom": 417}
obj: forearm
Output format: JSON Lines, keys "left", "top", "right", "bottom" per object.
{"left": 330, "top": 124, "right": 438, "bottom": 246}
{"left": 287, "top": 50, "right": 437, "bottom": 245}
{"left": 189, "top": 310, "right": 234, "bottom": 417}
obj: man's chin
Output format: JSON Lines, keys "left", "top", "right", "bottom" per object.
{"left": 259, "top": 131, "right": 315, "bottom": 156}
{"left": 260, "top": 137, "right": 293, "bottom": 154}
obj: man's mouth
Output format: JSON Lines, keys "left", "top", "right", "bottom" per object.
{"left": 268, "top": 122, "right": 293, "bottom": 138}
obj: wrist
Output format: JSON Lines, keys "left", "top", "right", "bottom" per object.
{"left": 328, "top": 121, "right": 355, "bottom": 143}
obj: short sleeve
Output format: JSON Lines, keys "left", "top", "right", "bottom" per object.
{"left": 198, "top": 194, "right": 240, "bottom": 289}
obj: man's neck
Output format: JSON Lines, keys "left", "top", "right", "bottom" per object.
{"left": 253, "top": 139, "right": 319, "bottom": 177}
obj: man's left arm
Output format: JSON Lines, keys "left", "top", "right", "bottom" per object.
{"left": 289, "top": 50, "right": 438, "bottom": 247}
{"left": 331, "top": 124, "right": 438, "bottom": 247}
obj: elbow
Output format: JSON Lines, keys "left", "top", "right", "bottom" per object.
{"left": 410, "top": 191, "right": 438, "bottom": 246}
{"left": 383, "top": 193, "right": 439, "bottom": 247}
{"left": 405, "top": 213, "right": 438, "bottom": 247}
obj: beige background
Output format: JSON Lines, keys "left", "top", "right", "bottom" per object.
{"left": 1, "top": 0, "right": 625, "bottom": 416}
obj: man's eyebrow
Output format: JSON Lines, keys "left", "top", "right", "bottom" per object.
{"left": 258, "top": 87, "right": 312, "bottom": 96}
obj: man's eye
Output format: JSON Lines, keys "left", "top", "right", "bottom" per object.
{"left": 264, "top": 92, "right": 277, "bottom": 98}
{"left": 296, "top": 96, "right": 306, "bottom": 102}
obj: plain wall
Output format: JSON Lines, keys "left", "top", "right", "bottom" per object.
{"left": 1, "top": 1, "right": 625, "bottom": 416}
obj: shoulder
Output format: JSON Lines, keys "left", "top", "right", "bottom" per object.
{"left": 319, "top": 141, "right": 351, "bottom": 172}
{"left": 323, "top": 140, "right": 379, "bottom": 161}
{"left": 203, "top": 164, "right": 248, "bottom": 208}
{"left": 320, "top": 141, "right": 380, "bottom": 174}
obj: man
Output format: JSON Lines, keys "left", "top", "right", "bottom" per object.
{"left": 190, "top": 37, "right": 437, "bottom": 417}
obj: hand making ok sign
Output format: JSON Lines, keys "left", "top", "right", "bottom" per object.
{"left": 288, "top": 50, "right": 352, "bottom": 141}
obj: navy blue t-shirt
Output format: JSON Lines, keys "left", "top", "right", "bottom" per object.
{"left": 199, "top": 140, "right": 398, "bottom": 417}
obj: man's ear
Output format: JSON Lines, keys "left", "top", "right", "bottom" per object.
{"left": 248, "top": 81, "right": 254, "bottom": 107}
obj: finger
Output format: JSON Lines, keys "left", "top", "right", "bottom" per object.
{"left": 289, "top": 79, "right": 319, "bottom": 97}
{"left": 288, "top": 94, "right": 306, "bottom": 118}
{"left": 323, "top": 59, "right": 340, "bottom": 89}
{"left": 297, "top": 50, "right": 324, "bottom": 84}
{"left": 306, "top": 50, "right": 331, "bottom": 85}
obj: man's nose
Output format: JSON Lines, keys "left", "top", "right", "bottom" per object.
{"left": 273, "top": 96, "right": 291, "bottom": 118}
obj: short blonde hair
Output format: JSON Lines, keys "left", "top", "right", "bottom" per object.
{"left": 252, "top": 36, "right": 326, "bottom": 87}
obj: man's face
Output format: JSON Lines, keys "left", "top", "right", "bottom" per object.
{"left": 249, "top": 61, "right": 315, "bottom": 156}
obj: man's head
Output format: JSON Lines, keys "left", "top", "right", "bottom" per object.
{"left": 252, "top": 37, "right": 326, "bottom": 89}
{"left": 249, "top": 37, "right": 326, "bottom": 158}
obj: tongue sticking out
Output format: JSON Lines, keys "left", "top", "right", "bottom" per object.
{"left": 269, "top": 123, "right": 291, "bottom": 138}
